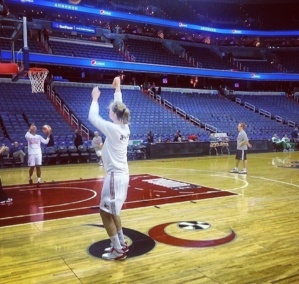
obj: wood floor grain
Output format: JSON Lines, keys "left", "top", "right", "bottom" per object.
{"left": 0, "top": 151, "right": 299, "bottom": 283}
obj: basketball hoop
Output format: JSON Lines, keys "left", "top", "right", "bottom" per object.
{"left": 28, "top": 68, "right": 49, "bottom": 93}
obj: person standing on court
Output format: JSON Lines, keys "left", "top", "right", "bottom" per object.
{"left": 230, "top": 122, "right": 252, "bottom": 174}
{"left": 25, "top": 123, "right": 50, "bottom": 186}
{"left": 88, "top": 76, "right": 130, "bottom": 260}
{"left": 92, "top": 131, "right": 104, "bottom": 166}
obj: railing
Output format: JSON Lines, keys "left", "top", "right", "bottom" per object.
{"left": 71, "top": 114, "right": 78, "bottom": 127}
{"left": 156, "top": 94, "right": 162, "bottom": 103}
{"left": 80, "top": 124, "right": 89, "bottom": 139}
{"left": 49, "top": 89, "right": 55, "bottom": 101}
{"left": 47, "top": 84, "right": 90, "bottom": 139}
{"left": 183, "top": 52, "right": 203, "bottom": 68}
{"left": 204, "top": 123, "right": 217, "bottom": 132}
{"left": 122, "top": 45, "right": 136, "bottom": 62}
{"left": 163, "top": 99, "right": 173, "bottom": 109}
{"left": 235, "top": 97, "right": 242, "bottom": 104}
{"left": 55, "top": 96, "right": 62, "bottom": 111}
{"left": 63, "top": 105, "right": 70, "bottom": 123}
{"left": 275, "top": 115, "right": 283, "bottom": 123}
{"left": 288, "top": 120, "right": 295, "bottom": 127}
{"left": 189, "top": 115, "right": 201, "bottom": 126}
{"left": 148, "top": 90, "right": 155, "bottom": 98}
{"left": 175, "top": 107, "right": 186, "bottom": 118}
{"left": 259, "top": 108, "right": 271, "bottom": 118}
{"left": 244, "top": 102, "right": 255, "bottom": 111}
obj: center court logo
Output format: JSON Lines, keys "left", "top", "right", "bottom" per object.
{"left": 88, "top": 221, "right": 236, "bottom": 259}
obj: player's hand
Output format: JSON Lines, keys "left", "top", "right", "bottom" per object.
{"left": 112, "top": 76, "right": 120, "bottom": 87}
{"left": 29, "top": 124, "right": 36, "bottom": 132}
{"left": 248, "top": 143, "right": 252, "bottom": 148}
{"left": 91, "top": 86, "right": 101, "bottom": 101}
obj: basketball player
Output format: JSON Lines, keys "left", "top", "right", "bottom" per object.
{"left": 230, "top": 122, "right": 252, "bottom": 174}
{"left": 92, "top": 131, "right": 103, "bottom": 166}
{"left": 25, "top": 123, "right": 50, "bottom": 186}
{"left": 88, "top": 76, "right": 130, "bottom": 260}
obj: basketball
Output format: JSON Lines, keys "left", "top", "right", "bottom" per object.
{"left": 42, "top": 125, "right": 52, "bottom": 135}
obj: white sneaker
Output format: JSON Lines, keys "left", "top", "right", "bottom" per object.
{"left": 104, "top": 243, "right": 129, "bottom": 253}
{"left": 0, "top": 198, "right": 13, "bottom": 205}
{"left": 238, "top": 170, "right": 247, "bottom": 174}
{"left": 102, "top": 247, "right": 127, "bottom": 260}
{"left": 230, "top": 169, "right": 239, "bottom": 173}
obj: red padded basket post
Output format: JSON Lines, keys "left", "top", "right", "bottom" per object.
{"left": 0, "top": 63, "right": 18, "bottom": 75}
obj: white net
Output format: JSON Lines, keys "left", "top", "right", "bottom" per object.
{"left": 28, "top": 68, "right": 49, "bottom": 93}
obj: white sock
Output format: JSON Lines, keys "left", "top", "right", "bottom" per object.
{"left": 117, "top": 229, "right": 126, "bottom": 245}
{"left": 110, "top": 234, "right": 122, "bottom": 250}
{"left": 37, "top": 177, "right": 41, "bottom": 182}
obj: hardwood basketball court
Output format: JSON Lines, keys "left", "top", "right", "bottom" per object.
{"left": 0, "top": 151, "right": 299, "bottom": 283}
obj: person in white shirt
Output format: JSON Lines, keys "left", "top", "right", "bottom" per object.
{"left": 88, "top": 76, "right": 130, "bottom": 261}
{"left": 271, "top": 133, "right": 283, "bottom": 151}
{"left": 281, "top": 134, "right": 295, "bottom": 152}
{"left": 92, "top": 131, "right": 103, "bottom": 166}
{"left": 230, "top": 122, "right": 252, "bottom": 174}
{"left": 25, "top": 123, "right": 50, "bottom": 186}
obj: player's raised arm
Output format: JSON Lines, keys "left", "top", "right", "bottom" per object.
{"left": 88, "top": 87, "right": 101, "bottom": 123}
{"left": 25, "top": 123, "right": 36, "bottom": 139}
{"left": 91, "top": 86, "right": 101, "bottom": 102}
{"left": 112, "top": 76, "right": 122, "bottom": 102}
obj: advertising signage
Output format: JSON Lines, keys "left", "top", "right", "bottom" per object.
{"left": 2, "top": 50, "right": 299, "bottom": 81}
{"left": 7, "top": 0, "right": 299, "bottom": 36}
{"left": 51, "top": 22, "right": 95, "bottom": 34}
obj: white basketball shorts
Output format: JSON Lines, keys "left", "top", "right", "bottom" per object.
{"left": 100, "top": 172, "right": 129, "bottom": 216}
{"left": 96, "top": 150, "right": 102, "bottom": 157}
{"left": 27, "top": 153, "right": 42, "bottom": 166}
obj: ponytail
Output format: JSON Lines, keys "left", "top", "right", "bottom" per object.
{"left": 110, "top": 101, "right": 130, "bottom": 124}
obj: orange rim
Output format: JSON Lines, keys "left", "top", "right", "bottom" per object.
{"left": 28, "top": 68, "right": 49, "bottom": 74}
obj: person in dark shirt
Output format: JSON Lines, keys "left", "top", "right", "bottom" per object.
{"left": 147, "top": 131, "right": 154, "bottom": 143}
{"left": 47, "top": 133, "right": 55, "bottom": 147}
{"left": 291, "top": 127, "right": 298, "bottom": 143}
{"left": 74, "top": 129, "right": 83, "bottom": 148}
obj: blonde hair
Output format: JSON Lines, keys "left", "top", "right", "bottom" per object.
{"left": 109, "top": 101, "right": 130, "bottom": 124}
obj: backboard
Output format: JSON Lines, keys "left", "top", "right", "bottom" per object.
{"left": 0, "top": 16, "right": 29, "bottom": 80}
